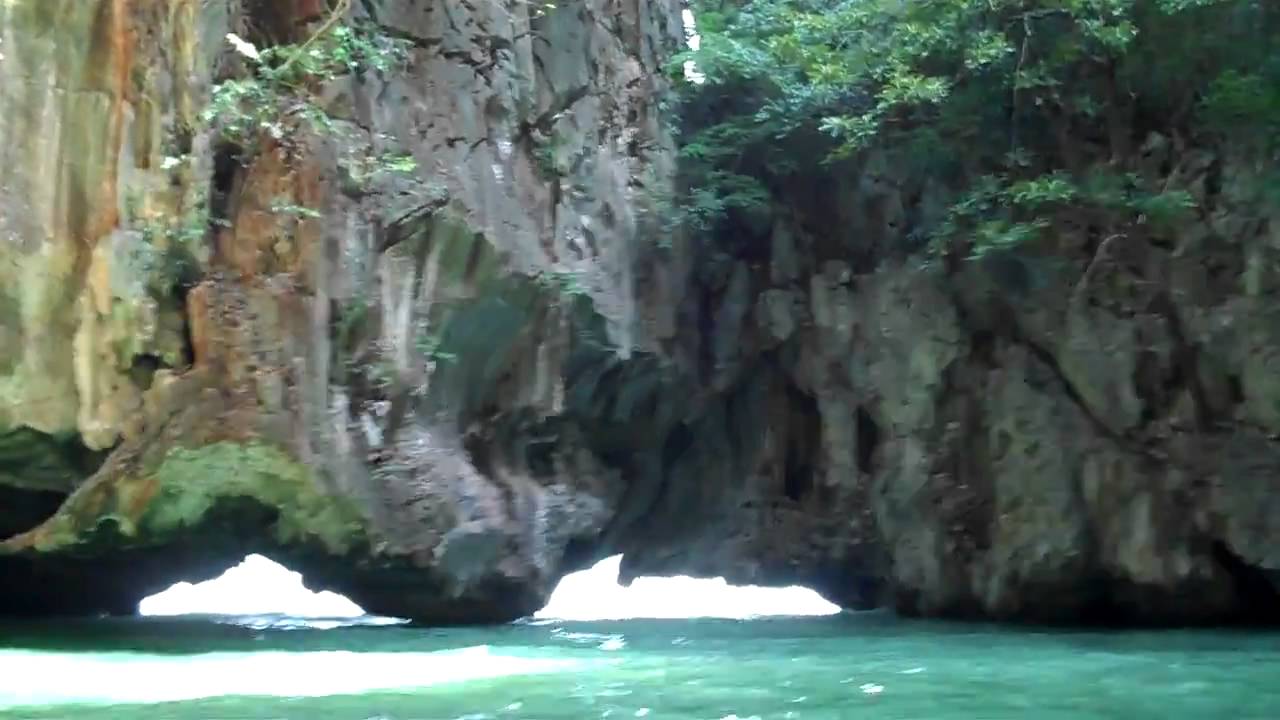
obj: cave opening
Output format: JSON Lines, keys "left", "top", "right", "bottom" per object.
{"left": 1210, "top": 541, "right": 1280, "bottom": 624}
{"left": 138, "top": 554, "right": 379, "bottom": 621}
{"left": 536, "top": 555, "right": 841, "bottom": 621}
{"left": 0, "top": 486, "right": 66, "bottom": 540}
{"left": 0, "top": 428, "right": 111, "bottom": 541}
{"left": 783, "top": 387, "right": 821, "bottom": 502}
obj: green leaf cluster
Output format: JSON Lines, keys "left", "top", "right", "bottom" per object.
{"left": 203, "top": 22, "right": 411, "bottom": 147}
{"left": 676, "top": 0, "right": 1279, "bottom": 258}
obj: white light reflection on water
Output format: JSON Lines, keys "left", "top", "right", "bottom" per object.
{"left": 208, "top": 614, "right": 409, "bottom": 631}
{"left": 0, "top": 645, "right": 585, "bottom": 709}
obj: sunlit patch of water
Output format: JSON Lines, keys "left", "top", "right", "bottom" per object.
{"left": 209, "top": 614, "right": 409, "bottom": 631}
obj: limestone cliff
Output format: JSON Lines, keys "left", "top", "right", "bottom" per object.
{"left": 632, "top": 137, "right": 1280, "bottom": 623}
{"left": 0, "top": 0, "right": 685, "bottom": 620}
{"left": 1, "top": 0, "right": 1277, "bottom": 626}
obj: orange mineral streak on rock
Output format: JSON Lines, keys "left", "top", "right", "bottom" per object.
{"left": 68, "top": 0, "right": 132, "bottom": 252}
{"left": 218, "top": 143, "right": 324, "bottom": 283}
{"left": 0, "top": 0, "right": 698, "bottom": 626}
{"left": 185, "top": 283, "right": 213, "bottom": 370}
{"left": 1, "top": 0, "right": 203, "bottom": 448}
{"left": 119, "top": 473, "right": 162, "bottom": 526}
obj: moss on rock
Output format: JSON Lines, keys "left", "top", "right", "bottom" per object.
{"left": 143, "top": 443, "right": 369, "bottom": 554}
{"left": 5, "top": 441, "right": 369, "bottom": 557}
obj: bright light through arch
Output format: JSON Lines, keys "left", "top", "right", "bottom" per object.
{"left": 682, "top": 7, "right": 705, "bottom": 84}
{"left": 536, "top": 555, "right": 841, "bottom": 621}
{"left": 139, "top": 554, "right": 365, "bottom": 618}
{"left": 139, "top": 554, "right": 841, "bottom": 623}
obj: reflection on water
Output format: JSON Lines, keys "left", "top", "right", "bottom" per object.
{"left": 209, "top": 613, "right": 410, "bottom": 631}
{"left": 1, "top": 614, "right": 1278, "bottom": 719}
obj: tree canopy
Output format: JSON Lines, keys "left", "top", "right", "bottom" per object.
{"left": 674, "top": 0, "right": 1280, "bottom": 259}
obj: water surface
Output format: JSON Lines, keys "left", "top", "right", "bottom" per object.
{"left": 1, "top": 613, "right": 1276, "bottom": 718}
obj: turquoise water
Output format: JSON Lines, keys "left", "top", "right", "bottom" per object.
{"left": 1, "top": 613, "right": 1278, "bottom": 719}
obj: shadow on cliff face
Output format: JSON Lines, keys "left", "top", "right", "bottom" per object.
{"left": 0, "top": 429, "right": 110, "bottom": 540}
{"left": 0, "top": 488, "right": 66, "bottom": 541}
{"left": 1209, "top": 542, "right": 1280, "bottom": 625}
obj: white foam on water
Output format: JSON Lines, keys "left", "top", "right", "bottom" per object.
{"left": 0, "top": 645, "right": 584, "bottom": 709}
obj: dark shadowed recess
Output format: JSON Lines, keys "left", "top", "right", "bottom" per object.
{"left": 0, "top": 429, "right": 110, "bottom": 539}
{"left": 0, "top": 498, "right": 276, "bottom": 618}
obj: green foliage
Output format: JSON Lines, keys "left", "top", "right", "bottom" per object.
{"left": 380, "top": 153, "right": 419, "bottom": 175}
{"left": 203, "top": 22, "right": 411, "bottom": 147}
{"left": 334, "top": 295, "right": 371, "bottom": 356}
{"left": 1200, "top": 68, "right": 1280, "bottom": 150}
{"left": 123, "top": 192, "right": 209, "bottom": 293}
{"left": 531, "top": 131, "right": 571, "bottom": 179}
{"left": 268, "top": 199, "right": 324, "bottom": 220}
{"left": 524, "top": 1, "right": 559, "bottom": 18}
{"left": 414, "top": 324, "right": 457, "bottom": 364}
{"left": 337, "top": 151, "right": 424, "bottom": 195}
{"left": 932, "top": 167, "right": 1200, "bottom": 257}
{"left": 534, "top": 269, "right": 591, "bottom": 297}
{"left": 677, "top": 0, "right": 1278, "bottom": 257}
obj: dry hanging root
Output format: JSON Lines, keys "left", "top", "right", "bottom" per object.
{"left": 274, "top": 0, "right": 352, "bottom": 78}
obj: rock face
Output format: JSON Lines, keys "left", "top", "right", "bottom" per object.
{"left": 1, "top": 0, "right": 1277, "bottom": 625}
{"left": 647, "top": 136, "right": 1280, "bottom": 623}
{"left": 0, "top": 0, "right": 685, "bottom": 621}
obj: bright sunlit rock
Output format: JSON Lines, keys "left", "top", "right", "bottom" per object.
{"left": 139, "top": 554, "right": 364, "bottom": 618}
{"left": 535, "top": 555, "right": 841, "bottom": 621}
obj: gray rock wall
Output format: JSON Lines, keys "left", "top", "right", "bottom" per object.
{"left": 625, "top": 140, "right": 1280, "bottom": 623}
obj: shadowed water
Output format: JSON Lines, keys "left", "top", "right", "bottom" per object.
{"left": 1, "top": 613, "right": 1277, "bottom": 719}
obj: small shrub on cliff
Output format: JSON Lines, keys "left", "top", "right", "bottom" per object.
{"left": 203, "top": 21, "right": 410, "bottom": 148}
{"left": 123, "top": 191, "right": 209, "bottom": 294}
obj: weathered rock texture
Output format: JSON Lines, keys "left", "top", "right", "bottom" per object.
{"left": 0, "top": 0, "right": 686, "bottom": 621}
{"left": 1, "top": 0, "right": 1277, "bottom": 625}
{"left": 639, "top": 133, "right": 1280, "bottom": 623}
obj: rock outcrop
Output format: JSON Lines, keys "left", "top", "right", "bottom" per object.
{"left": 646, "top": 143, "right": 1280, "bottom": 622}
{"left": 0, "top": 0, "right": 686, "bottom": 621}
{"left": 1, "top": 0, "right": 1277, "bottom": 625}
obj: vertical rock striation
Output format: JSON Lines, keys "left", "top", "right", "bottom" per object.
{"left": 0, "top": 0, "right": 686, "bottom": 621}
{"left": 629, "top": 136, "right": 1280, "bottom": 623}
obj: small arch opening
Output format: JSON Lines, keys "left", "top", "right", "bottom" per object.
{"left": 138, "top": 554, "right": 367, "bottom": 619}
{"left": 536, "top": 555, "right": 841, "bottom": 621}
